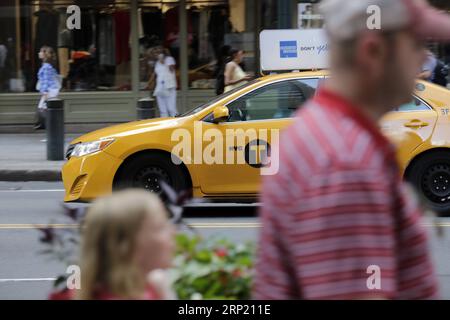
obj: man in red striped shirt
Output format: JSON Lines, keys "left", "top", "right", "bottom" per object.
{"left": 254, "top": 0, "right": 450, "bottom": 300}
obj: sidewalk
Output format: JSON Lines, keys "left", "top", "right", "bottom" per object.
{"left": 0, "top": 133, "right": 80, "bottom": 181}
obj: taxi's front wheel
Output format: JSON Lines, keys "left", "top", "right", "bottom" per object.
{"left": 113, "top": 153, "right": 191, "bottom": 194}
{"left": 406, "top": 151, "right": 450, "bottom": 217}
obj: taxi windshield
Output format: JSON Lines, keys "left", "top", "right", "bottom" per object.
{"left": 178, "top": 79, "right": 261, "bottom": 117}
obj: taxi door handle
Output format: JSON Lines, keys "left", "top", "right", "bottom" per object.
{"left": 404, "top": 119, "right": 429, "bottom": 129}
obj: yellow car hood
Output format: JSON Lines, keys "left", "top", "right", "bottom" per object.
{"left": 70, "top": 117, "right": 181, "bottom": 144}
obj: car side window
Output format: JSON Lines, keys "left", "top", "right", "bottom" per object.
{"left": 226, "top": 78, "right": 319, "bottom": 122}
{"left": 395, "top": 97, "right": 431, "bottom": 112}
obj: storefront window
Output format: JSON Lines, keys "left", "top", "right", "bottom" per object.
{"left": 0, "top": 0, "right": 352, "bottom": 96}
{"left": 138, "top": 0, "right": 257, "bottom": 92}
{"left": 296, "top": 1, "right": 323, "bottom": 29}
{"left": 187, "top": 2, "right": 228, "bottom": 90}
{"left": 0, "top": 0, "right": 132, "bottom": 93}
{"left": 138, "top": 0, "right": 180, "bottom": 91}
{"left": 186, "top": 0, "right": 256, "bottom": 90}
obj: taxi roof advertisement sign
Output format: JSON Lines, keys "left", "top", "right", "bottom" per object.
{"left": 259, "top": 29, "right": 330, "bottom": 71}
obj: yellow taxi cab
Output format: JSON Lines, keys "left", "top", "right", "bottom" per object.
{"left": 62, "top": 70, "right": 450, "bottom": 214}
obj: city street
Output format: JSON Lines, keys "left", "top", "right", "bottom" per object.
{"left": 0, "top": 181, "right": 259, "bottom": 299}
{"left": 1, "top": 0, "right": 450, "bottom": 308}
{"left": 1, "top": 181, "right": 450, "bottom": 299}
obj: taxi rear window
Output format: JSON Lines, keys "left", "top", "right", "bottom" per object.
{"left": 395, "top": 98, "right": 431, "bottom": 112}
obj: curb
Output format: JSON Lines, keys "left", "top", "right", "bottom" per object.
{"left": 0, "top": 170, "right": 62, "bottom": 182}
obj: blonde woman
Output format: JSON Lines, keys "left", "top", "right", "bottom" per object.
{"left": 76, "top": 189, "right": 176, "bottom": 300}
{"left": 35, "top": 46, "right": 61, "bottom": 130}
{"left": 224, "top": 49, "right": 252, "bottom": 93}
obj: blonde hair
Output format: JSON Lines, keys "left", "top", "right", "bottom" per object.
{"left": 76, "top": 189, "right": 168, "bottom": 300}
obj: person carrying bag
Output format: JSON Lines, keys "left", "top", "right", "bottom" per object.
{"left": 152, "top": 48, "right": 178, "bottom": 117}
{"left": 35, "top": 46, "right": 61, "bottom": 130}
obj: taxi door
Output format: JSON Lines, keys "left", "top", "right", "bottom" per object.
{"left": 198, "top": 78, "right": 321, "bottom": 195}
{"left": 380, "top": 96, "right": 438, "bottom": 171}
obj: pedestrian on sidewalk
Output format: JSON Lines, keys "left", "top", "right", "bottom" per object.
{"left": 418, "top": 49, "right": 438, "bottom": 82}
{"left": 75, "top": 189, "right": 176, "bottom": 300}
{"left": 35, "top": 46, "right": 61, "bottom": 130}
{"left": 419, "top": 48, "right": 450, "bottom": 87}
{"left": 253, "top": 0, "right": 450, "bottom": 300}
{"left": 224, "top": 49, "right": 252, "bottom": 93}
{"left": 152, "top": 47, "right": 178, "bottom": 117}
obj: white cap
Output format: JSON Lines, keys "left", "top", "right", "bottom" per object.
{"left": 320, "top": 0, "right": 450, "bottom": 42}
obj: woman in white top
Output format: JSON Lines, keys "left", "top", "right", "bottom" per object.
{"left": 152, "top": 48, "right": 178, "bottom": 117}
{"left": 224, "top": 49, "right": 252, "bottom": 93}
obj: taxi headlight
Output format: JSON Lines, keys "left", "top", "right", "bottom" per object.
{"left": 70, "top": 139, "right": 114, "bottom": 157}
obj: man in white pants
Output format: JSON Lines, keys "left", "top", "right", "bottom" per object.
{"left": 153, "top": 49, "right": 178, "bottom": 117}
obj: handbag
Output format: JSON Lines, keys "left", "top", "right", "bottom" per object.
{"left": 56, "top": 74, "right": 63, "bottom": 90}
{"left": 153, "top": 80, "right": 171, "bottom": 97}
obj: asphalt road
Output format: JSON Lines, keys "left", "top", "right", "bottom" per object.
{"left": 1, "top": 182, "right": 450, "bottom": 299}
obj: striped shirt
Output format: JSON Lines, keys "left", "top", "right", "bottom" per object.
{"left": 253, "top": 88, "right": 438, "bottom": 300}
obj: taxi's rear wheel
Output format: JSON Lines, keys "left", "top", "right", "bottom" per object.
{"left": 406, "top": 151, "right": 450, "bottom": 217}
{"left": 114, "top": 153, "right": 191, "bottom": 195}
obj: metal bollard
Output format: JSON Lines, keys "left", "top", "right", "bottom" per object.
{"left": 46, "top": 98, "right": 65, "bottom": 161}
{"left": 137, "top": 97, "right": 156, "bottom": 120}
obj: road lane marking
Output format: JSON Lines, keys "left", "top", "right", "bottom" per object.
{"left": 5, "top": 274, "right": 450, "bottom": 284}
{"left": 0, "top": 190, "right": 65, "bottom": 193}
{"left": 0, "top": 224, "right": 79, "bottom": 229}
{"left": 184, "top": 203, "right": 260, "bottom": 207}
{"left": 188, "top": 222, "right": 261, "bottom": 228}
{"left": 1, "top": 222, "right": 450, "bottom": 229}
{"left": 0, "top": 222, "right": 261, "bottom": 229}
{"left": 0, "top": 278, "right": 56, "bottom": 283}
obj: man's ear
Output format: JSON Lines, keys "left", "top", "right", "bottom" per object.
{"left": 356, "top": 32, "right": 388, "bottom": 75}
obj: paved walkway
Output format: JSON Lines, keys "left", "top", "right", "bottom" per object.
{"left": 0, "top": 133, "right": 80, "bottom": 181}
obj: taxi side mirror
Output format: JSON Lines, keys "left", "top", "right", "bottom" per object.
{"left": 212, "top": 106, "right": 229, "bottom": 124}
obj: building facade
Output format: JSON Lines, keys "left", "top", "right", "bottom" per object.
{"left": 0, "top": 0, "right": 447, "bottom": 126}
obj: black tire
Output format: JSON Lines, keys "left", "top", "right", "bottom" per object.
{"left": 114, "top": 153, "right": 190, "bottom": 194}
{"left": 406, "top": 151, "right": 450, "bottom": 217}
